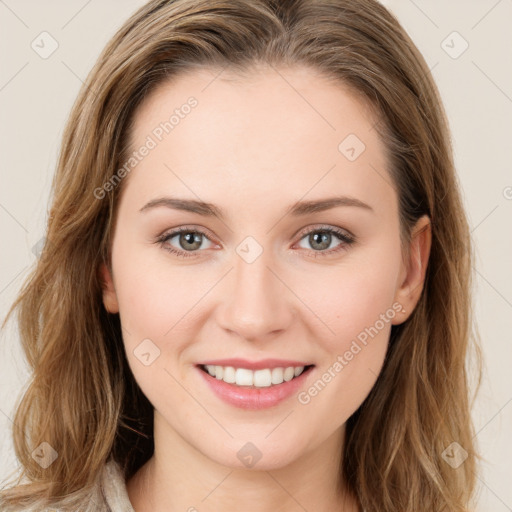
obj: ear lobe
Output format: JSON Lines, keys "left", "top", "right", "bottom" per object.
{"left": 392, "top": 215, "right": 432, "bottom": 325}
{"left": 98, "top": 262, "right": 119, "bottom": 314}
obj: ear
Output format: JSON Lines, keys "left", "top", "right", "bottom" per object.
{"left": 98, "top": 262, "right": 119, "bottom": 314}
{"left": 392, "top": 215, "right": 432, "bottom": 325}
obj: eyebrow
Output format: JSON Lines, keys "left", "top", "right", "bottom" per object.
{"left": 139, "top": 195, "right": 374, "bottom": 219}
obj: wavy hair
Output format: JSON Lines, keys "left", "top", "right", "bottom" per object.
{"left": 1, "top": 0, "right": 482, "bottom": 510}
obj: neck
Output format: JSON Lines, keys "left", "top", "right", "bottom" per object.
{"left": 126, "top": 412, "right": 359, "bottom": 512}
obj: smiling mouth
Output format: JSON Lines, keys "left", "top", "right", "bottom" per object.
{"left": 198, "top": 364, "right": 315, "bottom": 388}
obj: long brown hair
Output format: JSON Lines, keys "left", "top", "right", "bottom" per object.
{"left": 1, "top": 0, "right": 482, "bottom": 510}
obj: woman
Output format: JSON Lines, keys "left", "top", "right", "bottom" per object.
{"left": 0, "top": 0, "right": 481, "bottom": 510}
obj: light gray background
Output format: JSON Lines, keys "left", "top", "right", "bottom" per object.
{"left": 0, "top": 1, "right": 511, "bottom": 509}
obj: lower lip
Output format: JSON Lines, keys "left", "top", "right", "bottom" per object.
{"left": 196, "top": 366, "right": 314, "bottom": 410}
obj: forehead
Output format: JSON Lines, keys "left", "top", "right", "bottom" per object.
{"left": 123, "top": 65, "right": 395, "bottom": 219}
{"left": 131, "top": 64, "right": 381, "bottom": 147}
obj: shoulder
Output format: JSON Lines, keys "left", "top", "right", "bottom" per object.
{"left": 0, "top": 459, "right": 134, "bottom": 512}
{"left": 101, "top": 458, "right": 136, "bottom": 512}
{"left": 48, "top": 459, "right": 134, "bottom": 512}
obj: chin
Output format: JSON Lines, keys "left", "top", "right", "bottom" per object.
{"left": 200, "top": 435, "right": 307, "bottom": 471}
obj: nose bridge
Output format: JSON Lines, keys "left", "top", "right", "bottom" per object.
{"left": 217, "top": 239, "right": 293, "bottom": 340}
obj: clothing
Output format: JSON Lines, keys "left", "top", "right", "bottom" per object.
{"left": 47, "top": 459, "right": 135, "bottom": 512}
{"left": 101, "top": 459, "right": 136, "bottom": 512}
{"left": 6, "top": 460, "right": 367, "bottom": 511}
{"left": 0, "top": 460, "right": 135, "bottom": 512}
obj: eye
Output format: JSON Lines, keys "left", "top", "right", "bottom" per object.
{"left": 156, "top": 224, "right": 356, "bottom": 259}
{"left": 156, "top": 226, "right": 216, "bottom": 258}
{"left": 295, "top": 225, "right": 355, "bottom": 256}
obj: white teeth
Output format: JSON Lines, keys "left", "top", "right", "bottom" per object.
{"left": 214, "top": 365, "right": 224, "bottom": 380}
{"left": 271, "top": 367, "right": 283, "bottom": 384}
{"left": 283, "top": 367, "right": 295, "bottom": 381}
{"left": 235, "top": 368, "right": 253, "bottom": 386}
{"left": 223, "top": 366, "right": 236, "bottom": 383}
{"left": 253, "top": 369, "right": 272, "bottom": 387}
{"left": 202, "top": 365, "right": 307, "bottom": 387}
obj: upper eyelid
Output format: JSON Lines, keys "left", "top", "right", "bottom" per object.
{"left": 159, "top": 225, "right": 218, "bottom": 244}
{"left": 295, "top": 224, "right": 354, "bottom": 239}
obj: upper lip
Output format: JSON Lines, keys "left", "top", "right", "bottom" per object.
{"left": 196, "top": 358, "right": 314, "bottom": 370}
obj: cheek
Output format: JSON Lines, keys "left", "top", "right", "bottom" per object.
{"left": 110, "top": 239, "right": 218, "bottom": 400}
{"left": 111, "top": 236, "right": 207, "bottom": 339}
{"left": 293, "top": 240, "right": 401, "bottom": 417}
{"left": 112, "top": 253, "right": 196, "bottom": 414}
{"left": 302, "top": 237, "right": 402, "bottom": 351}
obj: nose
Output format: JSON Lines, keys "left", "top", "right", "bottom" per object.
{"left": 216, "top": 247, "right": 294, "bottom": 342}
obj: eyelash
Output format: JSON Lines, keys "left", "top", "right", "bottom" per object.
{"left": 155, "top": 225, "right": 356, "bottom": 259}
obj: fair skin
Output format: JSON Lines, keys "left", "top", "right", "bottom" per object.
{"left": 100, "top": 65, "right": 431, "bottom": 512}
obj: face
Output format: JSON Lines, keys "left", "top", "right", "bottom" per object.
{"left": 101, "top": 65, "right": 430, "bottom": 470}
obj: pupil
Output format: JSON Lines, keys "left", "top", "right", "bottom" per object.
{"left": 311, "top": 232, "right": 330, "bottom": 250}
{"left": 182, "top": 232, "right": 201, "bottom": 250}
